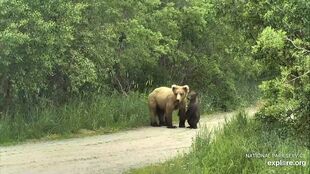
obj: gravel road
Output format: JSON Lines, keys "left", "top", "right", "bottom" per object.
{"left": 0, "top": 107, "right": 257, "bottom": 174}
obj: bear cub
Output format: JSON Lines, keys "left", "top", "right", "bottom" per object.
{"left": 186, "top": 91, "right": 200, "bottom": 129}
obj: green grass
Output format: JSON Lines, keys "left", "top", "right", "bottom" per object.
{"left": 0, "top": 92, "right": 149, "bottom": 145}
{"left": 0, "top": 89, "right": 258, "bottom": 146}
{"left": 0, "top": 92, "right": 229, "bottom": 146}
{"left": 128, "top": 111, "right": 310, "bottom": 174}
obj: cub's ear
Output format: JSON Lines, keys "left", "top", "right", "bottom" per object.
{"left": 183, "top": 85, "right": 189, "bottom": 93}
{"left": 191, "top": 91, "right": 198, "bottom": 98}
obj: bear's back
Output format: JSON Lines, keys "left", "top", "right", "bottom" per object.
{"left": 152, "top": 87, "right": 173, "bottom": 99}
{"left": 149, "top": 87, "right": 174, "bottom": 108}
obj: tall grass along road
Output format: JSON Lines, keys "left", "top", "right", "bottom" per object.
{"left": 0, "top": 107, "right": 257, "bottom": 174}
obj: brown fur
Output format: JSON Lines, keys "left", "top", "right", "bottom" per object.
{"left": 148, "top": 85, "right": 189, "bottom": 128}
{"left": 186, "top": 91, "right": 200, "bottom": 129}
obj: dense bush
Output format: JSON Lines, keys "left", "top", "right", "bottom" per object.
{"left": 247, "top": 1, "right": 310, "bottom": 146}
{"left": 213, "top": 0, "right": 310, "bottom": 146}
{"left": 0, "top": 0, "right": 258, "bottom": 114}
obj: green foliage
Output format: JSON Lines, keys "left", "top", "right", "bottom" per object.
{"left": 247, "top": 1, "right": 310, "bottom": 146}
{"left": 129, "top": 112, "right": 310, "bottom": 174}
{"left": 253, "top": 27, "right": 286, "bottom": 52}
{"left": 0, "top": 0, "right": 98, "bottom": 104}
{"left": 0, "top": 0, "right": 259, "bottom": 114}
{"left": 214, "top": 0, "right": 310, "bottom": 147}
{"left": 0, "top": 92, "right": 148, "bottom": 144}
{"left": 257, "top": 54, "right": 310, "bottom": 147}
{"left": 0, "top": 0, "right": 264, "bottom": 145}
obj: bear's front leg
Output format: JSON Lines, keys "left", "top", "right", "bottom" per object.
{"left": 158, "top": 109, "right": 166, "bottom": 126}
{"left": 165, "top": 110, "right": 176, "bottom": 128}
{"left": 178, "top": 108, "right": 186, "bottom": 128}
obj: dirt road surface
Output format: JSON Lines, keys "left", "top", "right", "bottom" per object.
{"left": 0, "top": 107, "right": 257, "bottom": 174}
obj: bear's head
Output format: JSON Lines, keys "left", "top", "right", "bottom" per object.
{"left": 172, "top": 84, "right": 189, "bottom": 103}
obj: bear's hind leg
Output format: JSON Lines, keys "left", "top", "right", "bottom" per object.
{"left": 150, "top": 111, "right": 160, "bottom": 127}
{"left": 149, "top": 103, "right": 160, "bottom": 127}
{"left": 157, "top": 107, "right": 166, "bottom": 126}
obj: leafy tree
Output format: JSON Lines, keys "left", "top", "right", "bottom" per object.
{"left": 0, "top": 0, "right": 262, "bottom": 114}
{"left": 245, "top": 1, "right": 310, "bottom": 146}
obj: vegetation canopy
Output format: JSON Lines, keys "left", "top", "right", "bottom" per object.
{"left": 0, "top": 0, "right": 309, "bottom": 149}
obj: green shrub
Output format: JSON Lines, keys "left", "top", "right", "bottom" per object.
{"left": 0, "top": 92, "right": 149, "bottom": 144}
{"left": 255, "top": 29, "right": 310, "bottom": 147}
{"left": 129, "top": 111, "right": 310, "bottom": 174}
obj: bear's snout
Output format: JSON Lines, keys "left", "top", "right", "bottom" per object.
{"left": 176, "top": 94, "right": 182, "bottom": 103}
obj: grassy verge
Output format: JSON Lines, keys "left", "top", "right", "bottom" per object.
{"left": 0, "top": 92, "right": 149, "bottom": 145}
{"left": 0, "top": 88, "right": 259, "bottom": 146}
{"left": 128, "top": 111, "right": 310, "bottom": 174}
{"left": 0, "top": 91, "right": 239, "bottom": 146}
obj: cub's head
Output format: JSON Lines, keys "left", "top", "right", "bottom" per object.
{"left": 172, "top": 84, "right": 189, "bottom": 103}
{"left": 187, "top": 91, "right": 198, "bottom": 102}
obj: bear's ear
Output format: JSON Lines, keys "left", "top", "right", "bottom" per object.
{"left": 171, "top": 84, "right": 177, "bottom": 92}
{"left": 183, "top": 85, "right": 189, "bottom": 93}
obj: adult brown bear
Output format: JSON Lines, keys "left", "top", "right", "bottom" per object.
{"left": 148, "top": 84, "right": 189, "bottom": 128}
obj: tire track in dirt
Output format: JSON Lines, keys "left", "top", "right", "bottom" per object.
{"left": 0, "top": 107, "right": 258, "bottom": 174}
